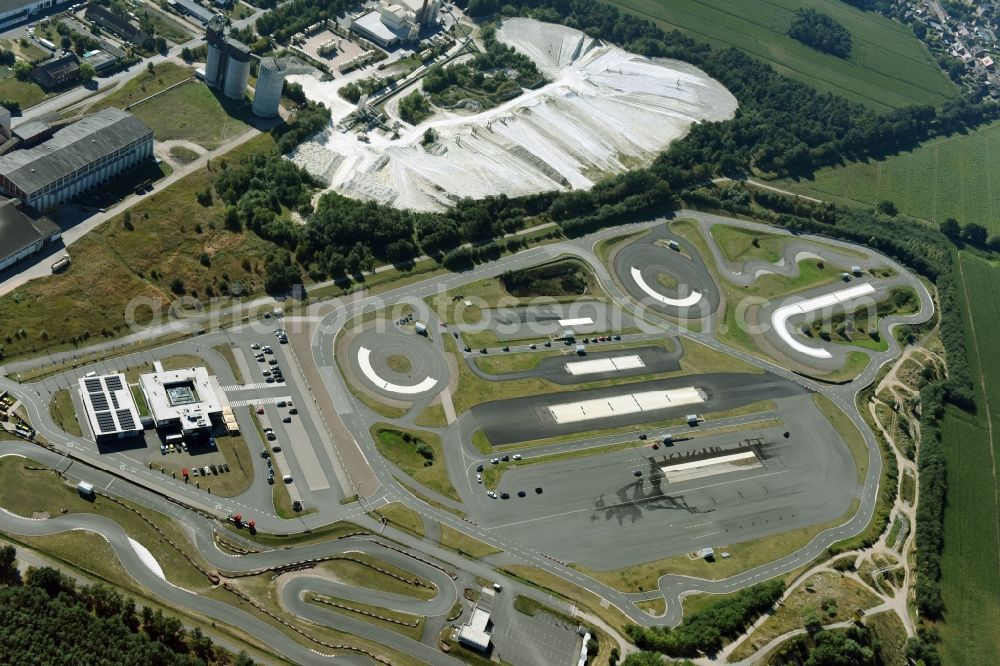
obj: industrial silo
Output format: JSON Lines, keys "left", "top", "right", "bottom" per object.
{"left": 204, "top": 15, "right": 227, "bottom": 89}
{"left": 223, "top": 39, "right": 252, "bottom": 100}
{"left": 252, "top": 57, "right": 287, "bottom": 118}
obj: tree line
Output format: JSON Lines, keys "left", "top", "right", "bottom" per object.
{"left": 0, "top": 546, "right": 253, "bottom": 665}
{"left": 626, "top": 580, "right": 784, "bottom": 657}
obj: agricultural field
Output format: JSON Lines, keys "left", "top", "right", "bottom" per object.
{"left": 781, "top": 120, "right": 1000, "bottom": 234}
{"left": 606, "top": 0, "right": 957, "bottom": 110}
{"left": 938, "top": 252, "right": 1000, "bottom": 664}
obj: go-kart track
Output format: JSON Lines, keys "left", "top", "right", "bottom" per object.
{"left": 0, "top": 210, "right": 935, "bottom": 664}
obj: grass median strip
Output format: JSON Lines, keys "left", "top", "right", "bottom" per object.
{"left": 371, "top": 425, "right": 459, "bottom": 502}
{"left": 48, "top": 389, "right": 82, "bottom": 437}
{"left": 438, "top": 524, "right": 501, "bottom": 559}
{"left": 370, "top": 502, "right": 425, "bottom": 539}
{"left": 307, "top": 593, "right": 424, "bottom": 641}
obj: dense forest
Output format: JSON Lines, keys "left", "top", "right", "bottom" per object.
{"left": 787, "top": 8, "right": 853, "bottom": 58}
{"left": 0, "top": 546, "right": 252, "bottom": 665}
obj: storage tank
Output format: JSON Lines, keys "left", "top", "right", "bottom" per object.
{"left": 252, "top": 57, "right": 287, "bottom": 118}
{"left": 205, "top": 15, "right": 227, "bottom": 89}
{"left": 223, "top": 38, "right": 252, "bottom": 100}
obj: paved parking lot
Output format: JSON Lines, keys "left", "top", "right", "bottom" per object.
{"left": 499, "top": 609, "right": 582, "bottom": 666}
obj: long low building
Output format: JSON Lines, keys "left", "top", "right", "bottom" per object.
{"left": 77, "top": 373, "right": 142, "bottom": 442}
{"left": 0, "top": 108, "right": 154, "bottom": 211}
{"left": 0, "top": 0, "right": 74, "bottom": 30}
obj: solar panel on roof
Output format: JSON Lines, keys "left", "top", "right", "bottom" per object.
{"left": 84, "top": 378, "right": 102, "bottom": 392}
{"left": 95, "top": 411, "right": 116, "bottom": 433}
{"left": 104, "top": 376, "right": 123, "bottom": 392}
{"left": 89, "top": 392, "right": 109, "bottom": 411}
{"left": 116, "top": 409, "right": 135, "bottom": 431}
{"left": 110, "top": 392, "right": 119, "bottom": 409}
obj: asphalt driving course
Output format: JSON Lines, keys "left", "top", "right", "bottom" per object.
{"left": 612, "top": 226, "right": 720, "bottom": 319}
{"left": 470, "top": 371, "right": 807, "bottom": 444}
{"left": 476, "top": 393, "right": 859, "bottom": 569}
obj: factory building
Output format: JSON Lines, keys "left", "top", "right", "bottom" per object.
{"left": 0, "top": 108, "right": 153, "bottom": 211}
{"left": 351, "top": 0, "right": 441, "bottom": 48}
{"left": 0, "top": 0, "right": 74, "bottom": 31}
{"left": 205, "top": 15, "right": 251, "bottom": 100}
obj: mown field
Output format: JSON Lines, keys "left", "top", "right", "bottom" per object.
{"left": 782, "top": 120, "right": 1000, "bottom": 233}
{"left": 938, "top": 252, "right": 1000, "bottom": 664}
{"left": 606, "top": 0, "right": 957, "bottom": 110}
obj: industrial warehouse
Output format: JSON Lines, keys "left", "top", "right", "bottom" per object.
{"left": 0, "top": 108, "right": 153, "bottom": 211}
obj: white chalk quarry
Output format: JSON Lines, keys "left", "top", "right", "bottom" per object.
{"left": 288, "top": 18, "right": 737, "bottom": 211}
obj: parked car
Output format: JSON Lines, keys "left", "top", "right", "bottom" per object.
{"left": 475, "top": 464, "right": 484, "bottom": 472}
{"left": 476, "top": 474, "right": 482, "bottom": 483}
{"left": 251, "top": 343, "right": 260, "bottom": 350}
{"left": 517, "top": 490, "right": 526, "bottom": 497}
{"left": 282, "top": 415, "right": 292, "bottom": 423}
{"left": 490, "top": 458, "right": 500, "bottom": 464}
{"left": 289, "top": 407, "right": 298, "bottom": 415}
{"left": 512, "top": 454, "right": 522, "bottom": 461}
{"left": 500, "top": 492, "right": 510, "bottom": 499}
{"left": 500, "top": 455, "right": 510, "bottom": 462}
{"left": 276, "top": 401, "right": 286, "bottom": 408}
{"left": 487, "top": 491, "right": 497, "bottom": 499}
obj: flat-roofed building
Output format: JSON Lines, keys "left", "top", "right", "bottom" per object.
{"left": 0, "top": 108, "right": 153, "bottom": 211}
{"left": 457, "top": 587, "right": 495, "bottom": 652}
{"left": 139, "top": 366, "right": 225, "bottom": 435}
{"left": 77, "top": 373, "right": 142, "bottom": 442}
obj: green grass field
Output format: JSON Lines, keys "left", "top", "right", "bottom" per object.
{"left": 606, "top": 0, "right": 958, "bottom": 110}
{"left": 937, "top": 252, "right": 1000, "bottom": 664}
{"left": 0, "top": 74, "right": 51, "bottom": 109}
{"left": 782, "top": 120, "right": 1000, "bottom": 233}
{"left": 371, "top": 425, "right": 459, "bottom": 501}
{"left": 75, "top": 62, "right": 194, "bottom": 116}
{"left": 130, "top": 81, "right": 251, "bottom": 150}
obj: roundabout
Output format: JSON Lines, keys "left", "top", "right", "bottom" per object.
{"left": 347, "top": 329, "right": 450, "bottom": 400}
{"left": 612, "top": 226, "right": 720, "bottom": 319}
